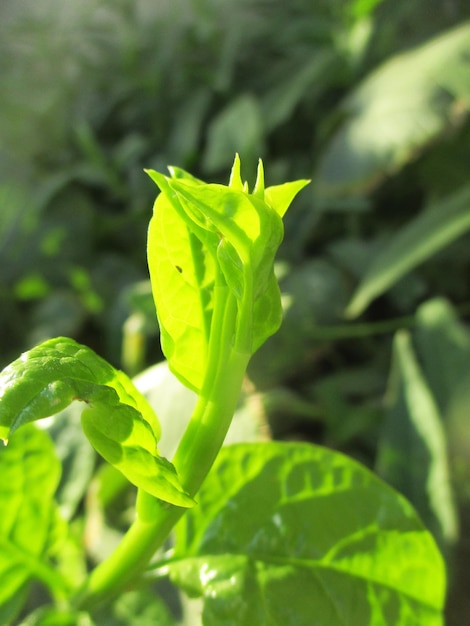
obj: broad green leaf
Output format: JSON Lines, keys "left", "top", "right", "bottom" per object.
{"left": 316, "top": 22, "right": 470, "bottom": 197}
{"left": 146, "top": 156, "right": 309, "bottom": 391}
{"left": 414, "top": 298, "right": 470, "bottom": 414}
{"left": 413, "top": 298, "right": 470, "bottom": 498}
{"left": 376, "top": 331, "right": 458, "bottom": 549}
{"left": 167, "top": 442, "right": 445, "bottom": 626}
{"left": 0, "top": 424, "right": 65, "bottom": 620}
{"left": 0, "top": 337, "right": 193, "bottom": 508}
{"left": 345, "top": 183, "right": 470, "bottom": 317}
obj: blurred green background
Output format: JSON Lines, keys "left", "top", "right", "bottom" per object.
{"left": 1, "top": 0, "right": 470, "bottom": 622}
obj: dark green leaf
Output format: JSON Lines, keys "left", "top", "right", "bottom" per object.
{"left": 316, "top": 22, "right": 470, "bottom": 197}
{"left": 414, "top": 298, "right": 470, "bottom": 414}
{"left": 261, "top": 52, "right": 338, "bottom": 131}
{"left": 345, "top": 184, "right": 470, "bottom": 317}
{"left": 414, "top": 298, "right": 470, "bottom": 499}
{"left": 376, "top": 330, "right": 458, "bottom": 549}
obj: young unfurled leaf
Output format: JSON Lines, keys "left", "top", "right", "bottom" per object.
{"left": 146, "top": 154, "right": 309, "bottom": 392}
{"left": 0, "top": 337, "right": 194, "bottom": 508}
{"left": 146, "top": 171, "right": 216, "bottom": 394}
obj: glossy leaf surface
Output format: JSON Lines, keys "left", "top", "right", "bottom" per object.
{"left": 167, "top": 442, "right": 445, "bottom": 625}
{"left": 0, "top": 337, "right": 193, "bottom": 507}
{"left": 0, "top": 425, "right": 64, "bottom": 620}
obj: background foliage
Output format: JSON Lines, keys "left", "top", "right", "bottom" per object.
{"left": 1, "top": 0, "right": 470, "bottom": 623}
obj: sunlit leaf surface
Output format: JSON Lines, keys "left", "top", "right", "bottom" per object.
{"left": 168, "top": 442, "right": 445, "bottom": 625}
{"left": 0, "top": 425, "right": 63, "bottom": 620}
{"left": 316, "top": 22, "right": 470, "bottom": 197}
{"left": 146, "top": 157, "right": 309, "bottom": 392}
{"left": 0, "top": 337, "right": 193, "bottom": 507}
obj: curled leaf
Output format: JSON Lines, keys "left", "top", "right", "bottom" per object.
{"left": 0, "top": 337, "right": 194, "bottom": 508}
{"left": 146, "top": 155, "right": 309, "bottom": 391}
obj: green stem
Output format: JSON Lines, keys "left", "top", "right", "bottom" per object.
{"left": 74, "top": 289, "right": 250, "bottom": 611}
{"left": 307, "top": 315, "right": 416, "bottom": 340}
{"left": 172, "top": 287, "right": 250, "bottom": 494}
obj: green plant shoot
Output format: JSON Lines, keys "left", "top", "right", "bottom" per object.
{"left": 0, "top": 155, "right": 308, "bottom": 509}
{"left": 0, "top": 155, "right": 446, "bottom": 625}
{"left": 146, "top": 154, "right": 309, "bottom": 392}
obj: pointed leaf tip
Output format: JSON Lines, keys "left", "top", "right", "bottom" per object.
{"left": 253, "top": 159, "right": 265, "bottom": 197}
{"left": 265, "top": 178, "right": 310, "bottom": 217}
{"left": 229, "top": 153, "right": 244, "bottom": 191}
